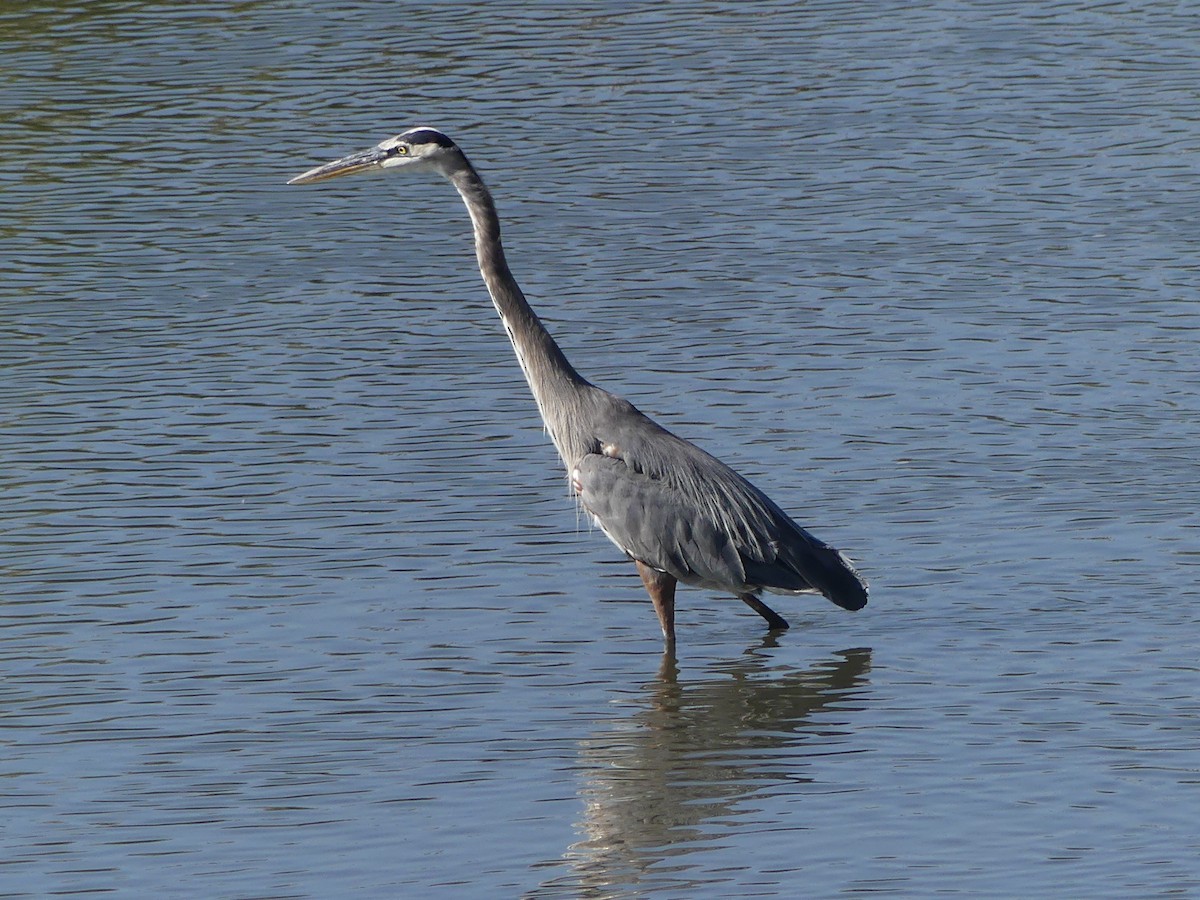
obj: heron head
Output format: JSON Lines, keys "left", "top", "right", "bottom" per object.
{"left": 287, "top": 126, "right": 460, "bottom": 185}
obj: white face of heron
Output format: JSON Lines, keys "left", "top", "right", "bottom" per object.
{"left": 376, "top": 127, "right": 459, "bottom": 174}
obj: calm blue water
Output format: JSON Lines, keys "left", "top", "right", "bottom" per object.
{"left": 3, "top": 1, "right": 1199, "bottom": 897}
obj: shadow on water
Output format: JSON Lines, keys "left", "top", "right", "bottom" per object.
{"left": 530, "top": 645, "right": 872, "bottom": 897}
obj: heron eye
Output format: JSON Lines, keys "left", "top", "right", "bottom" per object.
{"left": 395, "top": 145, "right": 409, "bottom": 155}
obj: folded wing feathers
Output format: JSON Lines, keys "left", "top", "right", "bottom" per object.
{"left": 577, "top": 396, "right": 867, "bottom": 609}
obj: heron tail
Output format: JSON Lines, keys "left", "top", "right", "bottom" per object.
{"left": 750, "top": 527, "right": 869, "bottom": 611}
{"left": 809, "top": 542, "right": 869, "bottom": 611}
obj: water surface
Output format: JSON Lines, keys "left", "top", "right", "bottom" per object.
{"left": 3, "top": 1, "right": 1199, "bottom": 896}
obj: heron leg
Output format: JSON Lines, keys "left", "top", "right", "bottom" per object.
{"left": 636, "top": 561, "right": 677, "bottom": 647}
{"left": 739, "top": 593, "right": 790, "bottom": 631}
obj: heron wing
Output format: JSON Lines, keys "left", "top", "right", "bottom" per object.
{"left": 576, "top": 392, "right": 868, "bottom": 610}
{"left": 573, "top": 452, "right": 749, "bottom": 589}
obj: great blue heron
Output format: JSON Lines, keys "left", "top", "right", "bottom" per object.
{"left": 289, "top": 126, "right": 868, "bottom": 648}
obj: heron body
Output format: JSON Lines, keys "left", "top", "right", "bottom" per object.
{"left": 289, "top": 127, "right": 868, "bottom": 648}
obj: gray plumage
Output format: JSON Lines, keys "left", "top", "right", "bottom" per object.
{"left": 289, "top": 127, "right": 868, "bottom": 647}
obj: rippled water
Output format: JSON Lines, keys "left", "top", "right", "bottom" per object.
{"left": 4, "top": 1, "right": 1199, "bottom": 896}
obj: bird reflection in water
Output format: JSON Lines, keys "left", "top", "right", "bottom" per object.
{"left": 530, "top": 645, "right": 872, "bottom": 897}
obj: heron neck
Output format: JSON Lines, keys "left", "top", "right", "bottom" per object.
{"left": 448, "top": 162, "right": 590, "bottom": 461}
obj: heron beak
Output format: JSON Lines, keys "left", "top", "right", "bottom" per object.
{"left": 287, "top": 145, "right": 389, "bottom": 185}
